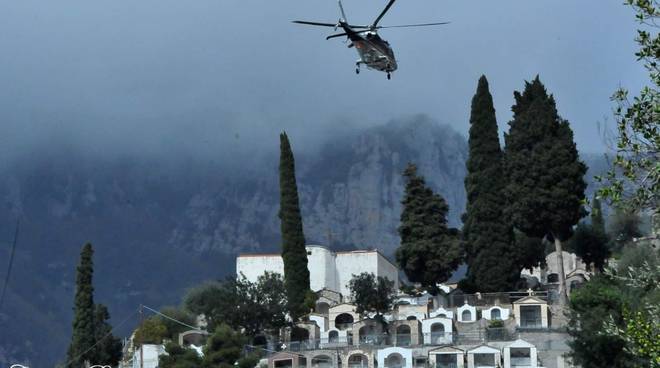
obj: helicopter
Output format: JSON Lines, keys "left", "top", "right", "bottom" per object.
{"left": 293, "top": 0, "right": 449, "bottom": 80}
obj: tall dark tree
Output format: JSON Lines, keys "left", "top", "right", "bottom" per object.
{"left": 515, "top": 233, "right": 547, "bottom": 272}
{"left": 568, "top": 197, "right": 610, "bottom": 271}
{"left": 592, "top": 197, "right": 605, "bottom": 235}
{"left": 462, "top": 76, "right": 518, "bottom": 292}
{"left": 504, "top": 77, "right": 587, "bottom": 304}
{"left": 278, "top": 132, "right": 310, "bottom": 321}
{"left": 93, "top": 304, "right": 123, "bottom": 366}
{"left": 66, "top": 243, "right": 97, "bottom": 367}
{"left": 396, "top": 163, "right": 463, "bottom": 291}
{"left": 568, "top": 224, "right": 610, "bottom": 272}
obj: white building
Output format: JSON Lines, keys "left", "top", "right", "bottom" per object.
{"left": 457, "top": 303, "right": 477, "bottom": 323}
{"left": 236, "top": 245, "right": 400, "bottom": 297}
{"left": 131, "top": 344, "right": 166, "bottom": 368}
{"left": 467, "top": 345, "right": 501, "bottom": 368}
{"left": 482, "top": 306, "right": 511, "bottom": 321}
{"left": 503, "top": 339, "right": 538, "bottom": 368}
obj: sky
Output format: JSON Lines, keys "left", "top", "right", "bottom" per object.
{"left": 0, "top": 0, "right": 649, "bottom": 163}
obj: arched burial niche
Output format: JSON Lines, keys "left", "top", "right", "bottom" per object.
{"left": 457, "top": 303, "right": 477, "bottom": 322}
{"left": 385, "top": 353, "right": 404, "bottom": 368}
{"left": 290, "top": 326, "right": 310, "bottom": 350}
{"left": 316, "top": 302, "right": 330, "bottom": 315}
{"left": 430, "top": 323, "right": 445, "bottom": 344}
{"left": 422, "top": 317, "right": 452, "bottom": 345}
{"left": 377, "top": 347, "right": 413, "bottom": 368}
{"left": 253, "top": 335, "right": 268, "bottom": 347}
{"left": 348, "top": 353, "right": 369, "bottom": 368}
{"left": 396, "top": 325, "right": 411, "bottom": 347}
{"left": 359, "top": 325, "right": 379, "bottom": 345}
{"left": 483, "top": 306, "right": 510, "bottom": 321}
{"left": 335, "top": 313, "right": 354, "bottom": 330}
{"left": 312, "top": 354, "right": 333, "bottom": 368}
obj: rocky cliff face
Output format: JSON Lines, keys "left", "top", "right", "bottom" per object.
{"left": 168, "top": 116, "right": 468, "bottom": 256}
{"left": 0, "top": 117, "right": 467, "bottom": 366}
{"left": 0, "top": 116, "right": 610, "bottom": 366}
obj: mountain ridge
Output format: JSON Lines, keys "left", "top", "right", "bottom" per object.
{"left": 0, "top": 117, "right": 606, "bottom": 366}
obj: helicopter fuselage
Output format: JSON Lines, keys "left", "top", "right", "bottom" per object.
{"left": 342, "top": 24, "right": 397, "bottom": 73}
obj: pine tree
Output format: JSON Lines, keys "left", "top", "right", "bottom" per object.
{"left": 396, "top": 163, "right": 463, "bottom": 292}
{"left": 203, "top": 324, "right": 248, "bottom": 368}
{"left": 93, "top": 304, "right": 123, "bottom": 366}
{"left": 504, "top": 77, "right": 587, "bottom": 304}
{"left": 66, "top": 243, "right": 97, "bottom": 367}
{"left": 462, "top": 76, "right": 518, "bottom": 292}
{"left": 348, "top": 273, "right": 396, "bottom": 318}
{"left": 279, "top": 132, "right": 310, "bottom": 321}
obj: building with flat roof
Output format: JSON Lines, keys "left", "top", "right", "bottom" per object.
{"left": 236, "top": 245, "right": 400, "bottom": 298}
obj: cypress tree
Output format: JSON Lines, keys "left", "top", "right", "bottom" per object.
{"left": 66, "top": 243, "right": 97, "bottom": 367}
{"left": 396, "top": 163, "right": 462, "bottom": 292}
{"left": 462, "top": 76, "right": 518, "bottom": 292}
{"left": 591, "top": 197, "right": 605, "bottom": 235}
{"left": 93, "top": 304, "right": 123, "bottom": 366}
{"left": 279, "top": 132, "right": 310, "bottom": 321}
{"left": 504, "top": 77, "right": 587, "bottom": 304}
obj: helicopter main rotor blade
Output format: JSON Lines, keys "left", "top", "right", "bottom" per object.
{"left": 292, "top": 20, "right": 338, "bottom": 27}
{"left": 292, "top": 20, "right": 371, "bottom": 29}
{"left": 326, "top": 32, "right": 350, "bottom": 40}
{"left": 372, "top": 0, "right": 397, "bottom": 28}
{"left": 374, "top": 21, "right": 450, "bottom": 29}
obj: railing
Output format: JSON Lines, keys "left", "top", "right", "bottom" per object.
{"left": 396, "top": 334, "right": 411, "bottom": 346}
{"left": 276, "top": 329, "right": 516, "bottom": 353}
{"left": 250, "top": 327, "right": 518, "bottom": 358}
{"left": 446, "top": 291, "right": 549, "bottom": 308}
{"left": 485, "top": 327, "right": 514, "bottom": 341}
{"left": 319, "top": 336, "right": 351, "bottom": 346}
{"left": 282, "top": 332, "right": 451, "bottom": 352}
{"left": 511, "top": 357, "right": 532, "bottom": 366}
{"left": 519, "top": 319, "right": 543, "bottom": 329}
